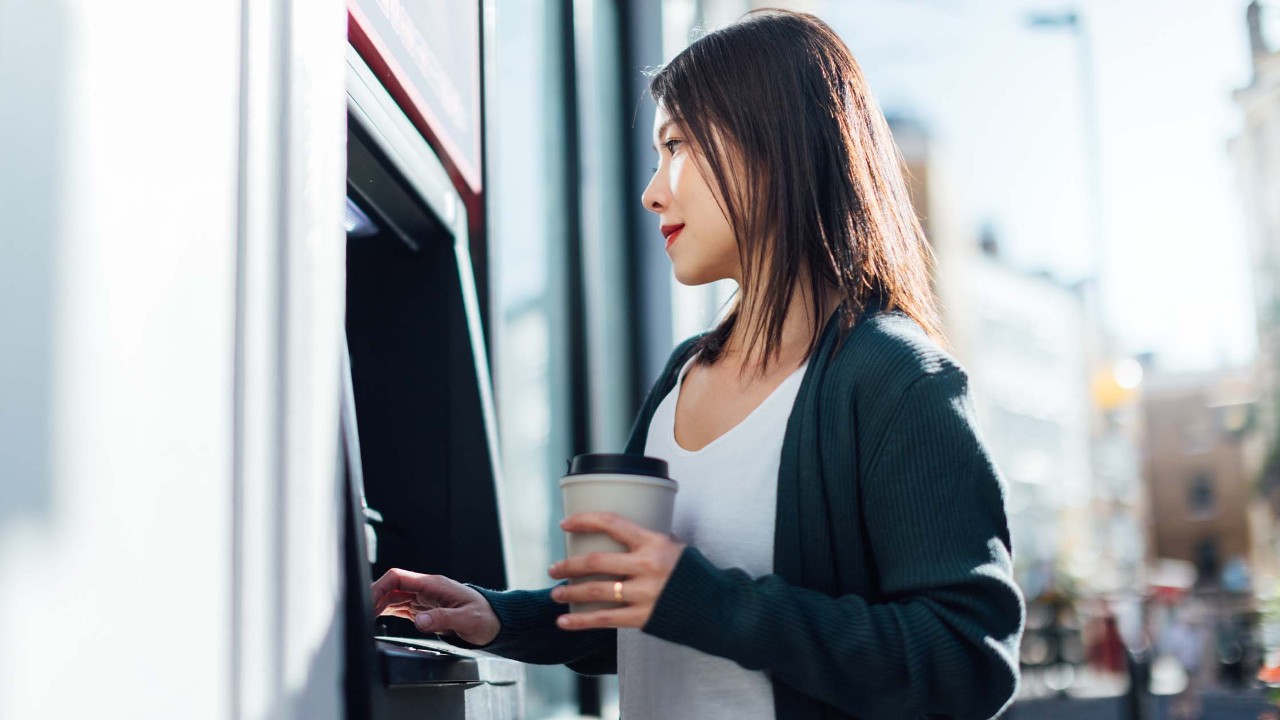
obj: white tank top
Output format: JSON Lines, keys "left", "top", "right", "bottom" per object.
{"left": 618, "top": 352, "right": 808, "bottom": 720}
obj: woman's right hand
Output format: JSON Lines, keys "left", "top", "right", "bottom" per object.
{"left": 371, "top": 568, "right": 501, "bottom": 646}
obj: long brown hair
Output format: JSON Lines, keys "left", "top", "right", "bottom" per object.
{"left": 648, "top": 8, "right": 944, "bottom": 376}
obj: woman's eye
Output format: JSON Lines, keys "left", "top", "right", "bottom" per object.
{"left": 650, "top": 139, "right": 682, "bottom": 172}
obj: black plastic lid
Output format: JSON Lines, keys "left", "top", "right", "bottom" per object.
{"left": 566, "top": 453, "right": 670, "bottom": 480}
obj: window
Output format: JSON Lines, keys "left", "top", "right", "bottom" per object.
{"left": 487, "top": 0, "right": 579, "bottom": 714}
{"left": 1188, "top": 473, "right": 1215, "bottom": 519}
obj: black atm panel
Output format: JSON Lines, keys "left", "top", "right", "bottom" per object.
{"left": 344, "top": 121, "right": 506, "bottom": 592}
{"left": 341, "top": 42, "right": 521, "bottom": 719}
{"left": 341, "top": 360, "right": 521, "bottom": 720}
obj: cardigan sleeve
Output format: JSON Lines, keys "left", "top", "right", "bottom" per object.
{"left": 641, "top": 368, "right": 1025, "bottom": 720}
{"left": 444, "top": 584, "right": 617, "bottom": 675}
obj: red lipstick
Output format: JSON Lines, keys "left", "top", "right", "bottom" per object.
{"left": 662, "top": 223, "right": 685, "bottom": 248}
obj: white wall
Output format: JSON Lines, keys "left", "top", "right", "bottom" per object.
{"left": 0, "top": 1, "right": 347, "bottom": 717}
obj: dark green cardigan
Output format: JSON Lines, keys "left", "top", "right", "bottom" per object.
{"left": 467, "top": 306, "right": 1025, "bottom": 720}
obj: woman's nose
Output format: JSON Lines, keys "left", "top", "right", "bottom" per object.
{"left": 641, "top": 174, "right": 667, "bottom": 215}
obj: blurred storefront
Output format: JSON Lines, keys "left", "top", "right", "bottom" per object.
{"left": 1141, "top": 367, "right": 1270, "bottom": 690}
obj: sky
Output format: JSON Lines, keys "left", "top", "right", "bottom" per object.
{"left": 821, "top": 0, "right": 1263, "bottom": 371}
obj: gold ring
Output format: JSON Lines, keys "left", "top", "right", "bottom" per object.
{"left": 613, "top": 580, "right": 624, "bottom": 603}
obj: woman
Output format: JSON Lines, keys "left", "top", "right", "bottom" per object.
{"left": 372, "top": 9, "right": 1024, "bottom": 719}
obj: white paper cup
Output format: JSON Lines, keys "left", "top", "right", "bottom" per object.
{"left": 560, "top": 453, "right": 677, "bottom": 613}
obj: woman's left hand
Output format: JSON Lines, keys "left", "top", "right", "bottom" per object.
{"left": 547, "top": 511, "right": 686, "bottom": 630}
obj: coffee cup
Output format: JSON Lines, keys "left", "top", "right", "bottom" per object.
{"left": 559, "top": 453, "right": 677, "bottom": 613}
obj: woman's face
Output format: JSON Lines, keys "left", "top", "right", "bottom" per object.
{"left": 641, "top": 105, "right": 740, "bottom": 286}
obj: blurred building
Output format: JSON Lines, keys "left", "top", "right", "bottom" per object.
{"left": 958, "top": 239, "right": 1094, "bottom": 603}
{"left": 1233, "top": 0, "right": 1280, "bottom": 538}
{"left": 1140, "top": 369, "right": 1266, "bottom": 597}
{"left": 1231, "top": 1, "right": 1280, "bottom": 667}
{"left": 1233, "top": 3, "right": 1280, "bottom": 400}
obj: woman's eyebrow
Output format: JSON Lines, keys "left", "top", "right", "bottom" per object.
{"left": 650, "top": 119, "right": 675, "bottom": 151}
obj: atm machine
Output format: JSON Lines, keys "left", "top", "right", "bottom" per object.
{"left": 338, "top": 14, "right": 524, "bottom": 719}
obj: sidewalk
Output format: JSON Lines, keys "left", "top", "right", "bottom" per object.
{"left": 1005, "top": 683, "right": 1274, "bottom": 720}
